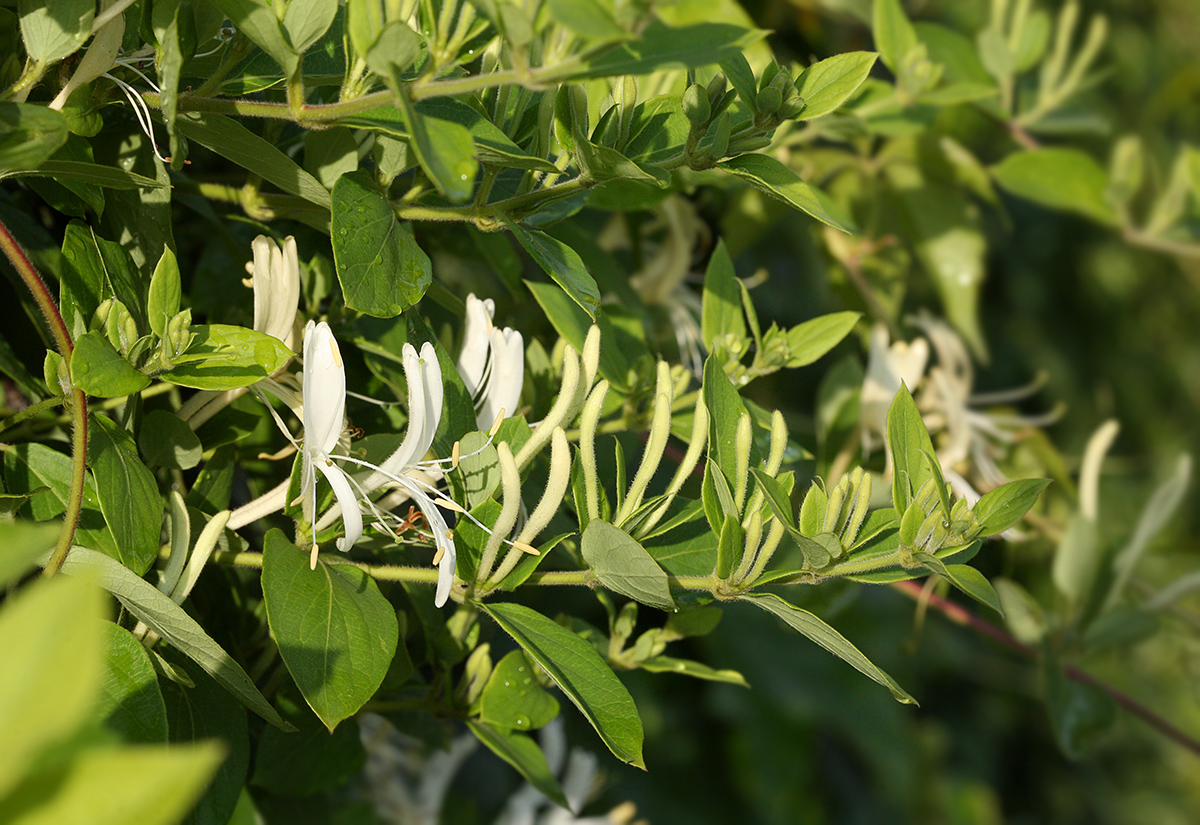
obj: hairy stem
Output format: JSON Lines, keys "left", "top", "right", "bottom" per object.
{"left": 0, "top": 219, "right": 88, "bottom": 576}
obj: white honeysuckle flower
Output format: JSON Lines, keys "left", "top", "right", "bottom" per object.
{"left": 249, "top": 234, "right": 301, "bottom": 349}
{"left": 860, "top": 322, "right": 930, "bottom": 452}
{"left": 457, "top": 294, "right": 525, "bottom": 429}
{"left": 300, "top": 321, "right": 364, "bottom": 569}
{"left": 907, "top": 313, "right": 1059, "bottom": 502}
{"left": 298, "top": 323, "right": 460, "bottom": 606}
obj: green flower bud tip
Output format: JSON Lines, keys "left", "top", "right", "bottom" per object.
{"left": 757, "top": 86, "right": 783, "bottom": 116}
{"left": 706, "top": 73, "right": 727, "bottom": 102}
{"left": 898, "top": 500, "right": 925, "bottom": 547}
{"left": 682, "top": 83, "right": 711, "bottom": 127}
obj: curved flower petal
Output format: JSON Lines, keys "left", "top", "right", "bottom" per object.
{"left": 314, "top": 458, "right": 364, "bottom": 556}
{"left": 302, "top": 321, "right": 346, "bottom": 456}
{"left": 457, "top": 294, "right": 494, "bottom": 396}
{"left": 478, "top": 327, "right": 524, "bottom": 429}
{"left": 252, "top": 235, "right": 301, "bottom": 347}
{"left": 370, "top": 342, "right": 444, "bottom": 488}
{"left": 393, "top": 476, "right": 458, "bottom": 607}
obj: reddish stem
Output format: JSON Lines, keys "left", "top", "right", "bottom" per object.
{"left": 892, "top": 579, "right": 1200, "bottom": 759}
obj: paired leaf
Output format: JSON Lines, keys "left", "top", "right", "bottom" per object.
{"left": 59, "top": 547, "right": 292, "bottom": 731}
{"left": 160, "top": 324, "right": 293, "bottom": 390}
{"left": 262, "top": 531, "right": 399, "bottom": 731}
{"left": 794, "top": 52, "right": 878, "bottom": 120}
{"left": 332, "top": 170, "right": 432, "bottom": 317}
{"left": 581, "top": 520, "right": 675, "bottom": 611}
{"left": 718, "top": 154, "right": 854, "bottom": 232}
{"left": 740, "top": 592, "right": 916, "bottom": 704}
{"left": 480, "top": 601, "right": 645, "bottom": 768}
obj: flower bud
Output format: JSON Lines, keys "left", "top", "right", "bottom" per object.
{"left": 756, "top": 85, "right": 783, "bottom": 117}
{"left": 705, "top": 73, "right": 727, "bottom": 103}
{"left": 682, "top": 83, "right": 711, "bottom": 128}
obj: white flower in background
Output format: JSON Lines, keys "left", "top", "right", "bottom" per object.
{"left": 911, "top": 313, "right": 1059, "bottom": 498}
{"left": 249, "top": 235, "right": 301, "bottom": 349}
{"left": 457, "top": 294, "right": 525, "bottom": 430}
{"left": 357, "top": 714, "right": 640, "bottom": 825}
{"left": 298, "top": 322, "right": 459, "bottom": 606}
{"left": 860, "top": 322, "right": 930, "bottom": 453}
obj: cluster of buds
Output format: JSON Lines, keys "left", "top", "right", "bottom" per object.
{"left": 751, "top": 61, "right": 806, "bottom": 131}
{"left": 93, "top": 298, "right": 141, "bottom": 358}
{"left": 897, "top": 476, "right": 981, "bottom": 567}
{"left": 681, "top": 73, "right": 737, "bottom": 169}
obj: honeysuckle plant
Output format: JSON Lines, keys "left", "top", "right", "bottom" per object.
{"left": 2, "top": 0, "right": 1199, "bottom": 821}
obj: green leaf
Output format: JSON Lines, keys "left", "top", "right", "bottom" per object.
{"left": 60, "top": 220, "right": 147, "bottom": 332}
{"left": 89, "top": 415, "right": 163, "bottom": 576}
{"left": 740, "top": 592, "right": 916, "bottom": 704}
{"left": 466, "top": 720, "right": 571, "bottom": 809}
{"left": 4, "top": 443, "right": 119, "bottom": 560}
{"left": 581, "top": 520, "right": 675, "bottom": 611}
{"left": 872, "top": 0, "right": 919, "bottom": 74}
{"left": 794, "top": 52, "right": 878, "bottom": 120}
{"left": 0, "top": 743, "right": 224, "bottom": 825}
{"left": 718, "top": 154, "right": 854, "bottom": 233}
{"left": 0, "top": 520, "right": 60, "bottom": 586}
{"left": 480, "top": 649, "right": 560, "bottom": 731}
{"left": 702, "top": 353, "right": 759, "bottom": 483}
{"left": 148, "top": 247, "right": 182, "bottom": 337}
{"left": 0, "top": 574, "right": 105, "bottom": 799}
{"left": 175, "top": 112, "right": 331, "bottom": 208}
{"left": 213, "top": 0, "right": 297, "bottom": 76}
{"left": 886, "top": 161, "right": 987, "bottom": 357}
{"left": 393, "top": 92, "right": 478, "bottom": 203}
{"left": 59, "top": 547, "right": 292, "bottom": 731}
{"left": 70, "top": 331, "right": 151, "bottom": 398}
{"left": 749, "top": 468, "right": 796, "bottom": 530}
{"left": 251, "top": 695, "right": 366, "bottom": 797}
{"left": 12, "top": 161, "right": 168, "bottom": 192}
{"left": 510, "top": 223, "right": 600, "bottom": 318}
{"left": 262, "top": 530, "right": 399, "bottom": 731}
{"left": 282, "top": 0, "right": 338, "bottom": 53}
{"left": 639, "top": 655, "right": 749, "bottom": 687}
{"left": 546, "top": 0, "right": 626, "bottom": 41}
{"left": 331, "top": 170, "right": 431, "bottom": 317}
{"left": 701, "top": 239, "right": 746, "bottom": 350}
{"left": 914, "top": 552, "right": 1003, "bottom": 614}
{"left": 784, "top": 311, "right": 860, "bottom": 367}
{"left": 152, "top": 0, "right": 190, "bottom": 169}
{"left": 526, "top": 280, "right": 632, "bottom": 392}
{"left": 160, "top": 324, "right": 293, "bottom": 390}
{"left": 562, "top": 20, "right": 763, "bottom": 81}
{"left": 973, "top": 478, "right": 1052, "bottom": 536}
{"left": 1043, "top": 653, "right": 1118, "bottom": 759}
{"left": 340, "top": 99, "right": 558, "bottom": 172}
{"left": 0, "top": 101, "right": 70, "bottom": 171}
{"left": 96, "top": 623, "right": 168, "bottom": 744}
{"left": 17, "top": 0, "right": 93, "bottom": 63}
{"left": 719, "top": 52, "right": 758, "bottom": 110}
{"left": 138, "top": 409, "right": 203, "bottom": 470}
{"left": 885, "top": 383, "right": 937, "bottom": 513}
{"left": 991, "top": 149, "right": 1119, "bottom": 226}
{"left": 480, "top": 601, "right": 645, "bottom": 768}
{"left": 158, "top": 651, "right": 250, "bottom": 825}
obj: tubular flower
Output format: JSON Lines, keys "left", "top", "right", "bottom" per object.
{"left": 300, "top": 321, "right": 364, "bottom": 568}
{"left": 299, "top": 323, "right": 459, "bottom": 606}
{"left": 860, "top": 322, "right": 930, "bottom": 453}
{"left": 249, "top": 235, "right": 301, "bottom": 349}
{"left": 456, "top": 294, "right": 524, "bottom": 430}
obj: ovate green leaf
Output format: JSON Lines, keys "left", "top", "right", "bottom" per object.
{"left": 262, "top": 531, "right": 399, "bottom": 731}
{"left": 480, "top": 601, "right": 645, "bottom": 768}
